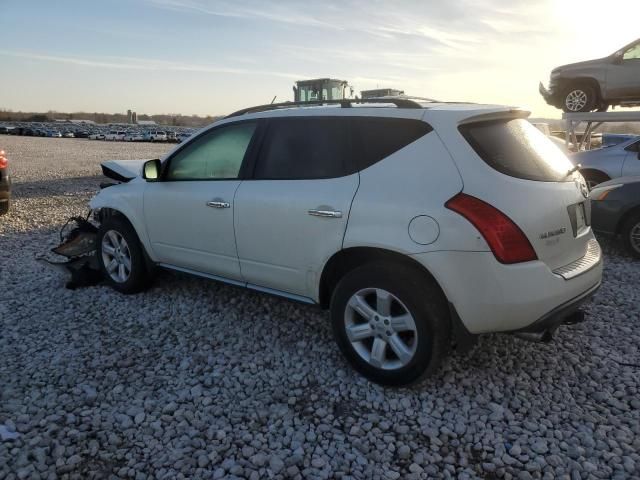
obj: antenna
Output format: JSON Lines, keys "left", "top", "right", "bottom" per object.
{"left": 270, "top": 96, "right": 277, "bottom": 104}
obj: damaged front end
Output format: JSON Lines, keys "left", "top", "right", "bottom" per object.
{"left": 39, "top": 214, "right": 103, "bottom": 289}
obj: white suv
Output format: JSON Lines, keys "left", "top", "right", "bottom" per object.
{"left": 90, "top": 98, "right": 603, "bottom": 385}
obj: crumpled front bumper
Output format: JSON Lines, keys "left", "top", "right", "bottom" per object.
{"left": 539, "top": 81, "right": 560, "bottom": 108}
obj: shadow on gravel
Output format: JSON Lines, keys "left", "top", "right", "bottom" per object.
{"left": 12, "top": 175, "right": 105, "bottom": 198}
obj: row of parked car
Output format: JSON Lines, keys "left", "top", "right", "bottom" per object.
{"left": 0, "top": 123, "right": 194, "bottom": 143}
{"left": 90, "top": 130, "right": 192, "bottom": 142}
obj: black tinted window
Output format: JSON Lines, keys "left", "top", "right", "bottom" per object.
{"left": 255, "top": 118, "right": 350, "bottom": 179}
{"left": 353, "top": 117, "right": 433, "bottom": 170}
{"left": 460, "top": 119, "right": 574, "bottom": 182}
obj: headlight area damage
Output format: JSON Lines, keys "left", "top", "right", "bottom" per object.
{"left": 38, "top": 214, "right": 104, "bottom": 289}
{"left": 38, "top": 159, "right": 149, "bottom": 288}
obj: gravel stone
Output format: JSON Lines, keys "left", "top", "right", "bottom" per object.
{"left": 0, "top": 136, "right": 638, "bottom": 479}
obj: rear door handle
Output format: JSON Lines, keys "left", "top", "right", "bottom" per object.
{"left": 207, "top": 200, "right": 230, "bottom": 208}
{"left": 308, "top": 209, "right": 342, "bottom": 218}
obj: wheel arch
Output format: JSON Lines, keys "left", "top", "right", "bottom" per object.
{"left": 318, "top": 246, "right": 447, "bottom": 309}
{"left": 579, "top": 168, "right": 610, "bottom": 187}
{"left": 562, "top": 77, "right": 603, "bottom": 99}
{"left": 91, "top": 202, "right": 157, "bottom": 263}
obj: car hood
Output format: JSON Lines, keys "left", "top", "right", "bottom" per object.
{"left": 552, "top": 57, "right": 606, "bottom": 73}
{"left": 101, "top": 159, "right": 150, "bottom": 182}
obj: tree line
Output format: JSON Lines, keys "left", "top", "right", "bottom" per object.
{"left": 0, "top": 109, "right": 221, "bottom": 127}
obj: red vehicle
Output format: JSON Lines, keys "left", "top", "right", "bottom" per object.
{"left": 0, "top": 150, "right": 10, "bottom": 215}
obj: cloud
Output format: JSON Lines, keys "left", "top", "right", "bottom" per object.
{"left": 0, "top": 50, "right": 303, "bottom": 79}
{"left": 146, "top": 0, "right": 344, "bottom": 30}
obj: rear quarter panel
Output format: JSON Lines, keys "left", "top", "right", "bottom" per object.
{"left": 343, "top": 129, "right": 484, "bottom": 254}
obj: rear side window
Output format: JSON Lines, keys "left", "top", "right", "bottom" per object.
{"left": 254, "top": 117, "right": 350, "bottom": 179}
{"left": 353, "top": 117, "right": 433, "bottom": 171}
{"left": 460, "top": 119, "right": 574, "bottom": 182}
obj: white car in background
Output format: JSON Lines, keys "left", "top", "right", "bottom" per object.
{"left": 123, "top": 133, "right": 144, "bottom": 142}
{"left": 89, "top": 133, "right": 105, "bottom": 140}
{"left": 149, "top": 131, "right": 167, "bottom": 142}
{"left": 89, "top": 98, "right": 602, "bottom": 386}
{"left": 105, "top": 131, "right": 126, "bottom": 141}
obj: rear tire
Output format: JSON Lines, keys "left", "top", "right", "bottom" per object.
{"left": 621, "top": 214, "right": 640, "bottom": 259}
{"left": 561, "top": 83, "right": 597, "bottom": 113}
{"left": 97, "top": 215, "right": 151, "bottom": 293}
{"left": 330, "top": 262, "right": 450, "bottom": 386}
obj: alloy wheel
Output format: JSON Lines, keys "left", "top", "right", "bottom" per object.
{"left": 344, "top": 288, "right": 418, "bottom": 370}
{"left": 101, "top": 230, "right": 132, "bottom": 283}
{"left": 565, "top": 89, "right": 588, "bottom": 112}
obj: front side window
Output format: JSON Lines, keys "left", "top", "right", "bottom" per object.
{"left": 623, "top": 43, "right": 640, "bottom": 61}
{"left": 166, "top": 121, "right": 257, "bottom": 180}
{"left": 254, "top": 117, "right": 350, "bottom": 180}
{"left": 625, "top": 140, "right": 640, "bottom": 153}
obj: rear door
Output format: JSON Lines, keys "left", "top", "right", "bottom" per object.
{"left": 234, "top": 116, "right": 359, "bottom": 298}
{"left": 453, "top": 117, "right": 591, "bottom": 270}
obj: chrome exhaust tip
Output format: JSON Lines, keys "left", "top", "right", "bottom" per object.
{"left": 563, "top": 310, "right": 586, "bottom": 325}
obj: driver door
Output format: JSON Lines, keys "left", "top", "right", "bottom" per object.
{"left": 607, "top": 42, "right": 640, "bottom": 99}
{"left": 143, "top": 120, "right": 260, "bottom": 280}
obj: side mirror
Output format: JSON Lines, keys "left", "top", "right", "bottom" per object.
{"left": 143, "top": 159, "right": 161, "bottom": 181}
{"left": 612, "top": 51, "right": 624, "bottom": 64}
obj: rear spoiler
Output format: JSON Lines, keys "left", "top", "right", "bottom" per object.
{"left": 458, "top": 108, "right": 530, "bottom": 126}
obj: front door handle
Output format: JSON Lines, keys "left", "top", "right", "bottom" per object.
{"left": 308, "top": 209, "right": 342, "bottom": 218}
{"left": 207, "top": 200, "right": 230, "bottom": 208}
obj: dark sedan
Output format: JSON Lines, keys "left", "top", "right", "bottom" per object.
{"left": 0, "top": 149, "right": 9, "bottom": 215}
{"left": 590, "top": 176, "right": 640, "bottom": 258}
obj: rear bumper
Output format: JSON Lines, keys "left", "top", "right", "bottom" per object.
{"left": 411, "top": 239, "right": 603, "bottom": 334}
{"left": 515, "top": 280, "right": 600, "bottom": 333}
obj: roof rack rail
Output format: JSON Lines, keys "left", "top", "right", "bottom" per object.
{"left": 225, "top": 97, "right": 431, "bottom": 118}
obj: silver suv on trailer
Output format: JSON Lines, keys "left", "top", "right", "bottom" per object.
{"left": 540, "top": 38, "right": 640, "bottom": 112}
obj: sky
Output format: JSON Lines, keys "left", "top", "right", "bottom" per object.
{"left": 0, "top": 0, "right": 638, "bottom": 118}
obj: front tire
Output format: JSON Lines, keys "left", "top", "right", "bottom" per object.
{"left": 97, "top": 215, "right": 151, "bottom": 293}
{"left": 330, "top": 262, "right": 450, "bottom": 386}
{"left": 561, "top": 83, "right": 597, "bottom": 113}
{"left": 621, "top": 214, "right": 640, "bottom": 259}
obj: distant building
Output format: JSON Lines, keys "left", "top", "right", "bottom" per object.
{"left": 127, "top": 109, "right": 133, "bottom": 124}
{"left": 361, "top": 88, "right": 405, "bottom": 99}
{"left": 132, "top": 111, "right": 137, "bottom": 124}
{"left": 53, "top": 119, "right": 96, "bottom": 124}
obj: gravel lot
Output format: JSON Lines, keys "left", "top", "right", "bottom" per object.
{"left": 1, "top": 135, "right": 639, "bottom": 480}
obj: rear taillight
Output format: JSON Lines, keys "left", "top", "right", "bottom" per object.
{"left": 0, "top": 150, "right": 7, "bottom": 169}
{"left": 445, "top": 193, "right": 537, "bottom": 264}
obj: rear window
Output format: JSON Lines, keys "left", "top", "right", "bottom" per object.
{"left": 460, "top": 118, "right": 574, "bottom": 182}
